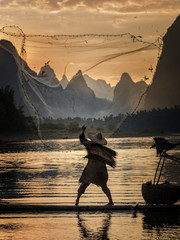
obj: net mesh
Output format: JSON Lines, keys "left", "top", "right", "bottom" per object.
{"left": 0, "top": 25, "right": 162, "bottom": 138}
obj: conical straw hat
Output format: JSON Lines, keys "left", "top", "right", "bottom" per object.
{"left": 87, "top": 132, "right": 107, "bottom": 145}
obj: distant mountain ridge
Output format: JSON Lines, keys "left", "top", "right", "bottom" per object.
{"left": 0, "top": 39, "right": 153, "bottom": 119}
{"left": 1, "top": 15, "right": 180, "bottom": 119}
{"left": 0, "top": 41, "right": 110, "bottom": 118}
{"left": 108, "top": 72, "right": 147, "bottom": 115}
{"left": 66, "top": 70, "right": 95, "bottom": 98}
{"left": 60, "top": 74, "right": 68, "bottom": 89}
{"left": 83, "top": 74, "right": 114, "bottom": 100}
{"left": 39, "top": 66, "right": 115, "bottom": 100}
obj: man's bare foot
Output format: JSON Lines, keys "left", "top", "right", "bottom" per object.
{"left": 105, "top": 202, "right": 114, "bottom": 206}
{"left": 75, "top": 201, "right": 79, "bottom": 206}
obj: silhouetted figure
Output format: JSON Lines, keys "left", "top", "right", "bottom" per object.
{"left": 151, "top": 137, "right": 180, "bottom": 156}
{"left": 75, "top": 125, "right": 116, "bottom": 206}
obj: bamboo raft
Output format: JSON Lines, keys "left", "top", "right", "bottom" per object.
{"left": 0, "top": 203, "right": 180, "bottom": 213}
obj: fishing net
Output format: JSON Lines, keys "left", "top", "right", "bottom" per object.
{"left": 0, "top": 25, "right": 162, "bottom": 138}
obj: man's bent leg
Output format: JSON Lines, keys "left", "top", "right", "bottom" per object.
{"left": 101, "top": 184, "right": 114, "bottom": 205}
{"left": 75, "top": 183, "right": 90, "bottom": 206}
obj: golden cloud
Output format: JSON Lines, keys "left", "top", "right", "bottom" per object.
{"left": 0, "top": 0, "right": 179, "bottom": 12}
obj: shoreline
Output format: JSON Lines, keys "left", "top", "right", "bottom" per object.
{"left": 0, "top": 131, "right": 180, "bottom": 143}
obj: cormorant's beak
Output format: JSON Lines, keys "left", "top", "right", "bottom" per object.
{"left": 150, "top": 143, "right": 155, "bottom": 149}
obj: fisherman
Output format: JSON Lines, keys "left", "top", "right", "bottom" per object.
{"left": 75, "top": 125, "right": 116, "bottom": 206}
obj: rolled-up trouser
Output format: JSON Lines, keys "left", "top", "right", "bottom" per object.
{"left": 78, "top": 182, "right": 110, "bottom": 195}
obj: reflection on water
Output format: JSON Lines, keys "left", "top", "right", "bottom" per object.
{"left": 0, "top": 137, "right": 179, "bottom": 239}
{"left": 142, "top": 210, "right": 180, "bottom": 240}
{"left": 77, "top": 212, "right": 111, "bottom": 240}
{"left": 0, "top": 211, "right": 179, "bottom": 240}
{"left": 143, "top": 210, "right": 180, "bottom": 228}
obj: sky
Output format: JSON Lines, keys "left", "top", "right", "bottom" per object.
{"left": 0, "top": 0, "right": 180, "bottom": 86}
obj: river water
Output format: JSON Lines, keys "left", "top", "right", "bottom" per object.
{"left": 0, "top": 137, "right": 179, "bottom": 239}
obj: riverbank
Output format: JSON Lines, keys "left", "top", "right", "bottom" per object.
{"left": 0, "top": 131, "right": 180, "bottom": 143}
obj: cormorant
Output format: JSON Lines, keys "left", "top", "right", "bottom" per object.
{"left": 151, "top": 137, "right": 180, "bottom": 156}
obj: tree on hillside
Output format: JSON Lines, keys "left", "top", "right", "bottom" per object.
{"left": 0, "top": 85, "right": 28, "bottom": 132}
